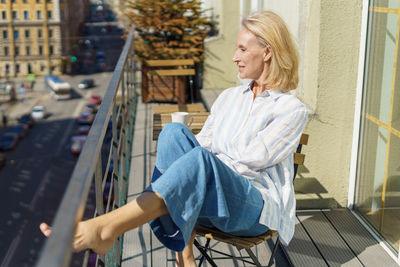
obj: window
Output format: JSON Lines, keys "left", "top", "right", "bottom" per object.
{"left": 5, "top": 64, "right": 9, "bottom": 74}
{"left": 49, "top": 45, "right": 53, "bottom": 55}
{"left": 38, "top": 29, "right": 42, "bottom": 38}
{"left": 12, "top": 11, "right": 18, "bottom": 20}
{"left": 37, "top": 10, "right": 41, "bottom": 20}
{"left": 1, "top": 0, "right": 5, "bottom": 3}
{"left": 11, "top": 0, "right": 15, "bottom": 3}
{"left": 355, "top": 2, "right": 400, "bottom": 255}
{"left": 2, "top": 11, "right": 6, "bottom": 20}
{"left": 47, "top": 11, "right": 52, "bottom": 19}
{"left": 2, "top": 30, "right": 7, "bottom": 39}
{"left": 48, "top": 29, "right": 53, "bottom": 38}
{"left": 36, "top": 0, "right": 40, "bottom": 3}
{"left": 26, "top": 46, "right": 30, "bottom": 55}
{"left": 23, "top": 11, "right": 29, "bottom": 20}
{"left": 39, "top": 45, "right": 43, "bottom": 55}
{"left": 16, "top": 64, "right": 20, "bottom": 73}
{"left": 4, "top": 47, "right": 8, "bottom": 56}
{"left": 15, "top": 46, "right": 19, "bottom": 56}
{"left": 25, "top": 29, "right": 29, "bottom": 38}
{"left": 23, "top": 0, "right": 28, "bottom": 3}
{"left": 14, "top": 30, "right": 19, "bottom": 39}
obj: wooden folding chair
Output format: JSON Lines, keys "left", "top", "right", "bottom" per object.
{"left": 194, "top": 133, "right": 309, "bottom": 267}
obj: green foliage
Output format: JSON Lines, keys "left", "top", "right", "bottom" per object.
{"left": 123, "top": 0, "right": 213, "bottom": 62}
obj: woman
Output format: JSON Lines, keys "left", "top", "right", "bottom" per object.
{"left": 40, "top": 10, "right": 307, "bottom": 267}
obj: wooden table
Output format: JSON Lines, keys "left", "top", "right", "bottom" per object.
{"left": 151, "top": 103, "right": 206, "bottom": 114}
{"left": 152, "top": 104, "right": 209, "bottom": 140}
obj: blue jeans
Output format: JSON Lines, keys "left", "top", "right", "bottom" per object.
{"left": 146, "top": 123, "right": 268, "bottom": 252}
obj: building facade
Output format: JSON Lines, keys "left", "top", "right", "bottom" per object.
{"left": 0, "top": 0, "right": 89, "bottom": 78}
{"left": 202, "top": 0, "right": 399, "bottom": 263}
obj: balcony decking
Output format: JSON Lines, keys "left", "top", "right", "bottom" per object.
{"left": 120, "top": 90, "right": 399, "bottom": 266}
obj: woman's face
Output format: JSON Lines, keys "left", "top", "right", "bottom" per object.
{"left": 232, "top": 28, "right": 269, "bottom": 81}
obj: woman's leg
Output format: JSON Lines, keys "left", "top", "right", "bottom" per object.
{"left": 40, "top": 191, "right": 168, "bottom": 254}
{"left": 152, "top": 123, "right": 200, "bottom": 182}
{"left": 151, "top": 123, "right": 200, "bottom": 266}
{"left": 149, "top": 146, "right": 267, "bottom": 252}
{"left": 175, "top": 231, "right": 196, "bottom": 267}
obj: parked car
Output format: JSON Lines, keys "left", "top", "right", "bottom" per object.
{"left": 77, "top": 111, "right": 95, "bottom": 125}
{"left": 10, "top": 124, "right": 29, "bottom": 139}
{"left": 84, "top": 103, "right": 98, "bottom": 114}
{"left": 0, "top": 153, "right": 5, "bottom": 169}
{"left": 78, "top": 78, "right": 95, "bottom": 89}
{"left": 18, "top": 114, "right": 34, "bottom": 128}
{"left": 76, "top": 125, "right": 91, "bottom": 136}
{"left": 0, "top": 133, "right": 18, "bottom": 151}
{"left": 89, "top": 94, "right": 102, "bottom": 105}
{"left": 31, "top": 106, "right": 46, "bottom": 120}
{"left": 71, "top": 135, "right": 87, "bottom": 155}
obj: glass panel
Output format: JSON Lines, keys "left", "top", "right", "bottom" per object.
{"left": 364, "top": 11, "right": 396, "bottom": 125}
{"left": 381, "top": 134, "right": 400, "bottom": 250}
{"left": 393, "top": 56, "right": 400, "bottom": 130}
{"left": 357, "top": 119, "right": 387, "bottom": 231}
{"left": 372, "top": 0, "right": 399, "bottom": 8}
{"left": 356, "top": 3, "right": 400, "bottom": 254}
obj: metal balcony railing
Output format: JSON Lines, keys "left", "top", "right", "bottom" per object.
{"left": 36, "top": 27, "right": 137, "bottom": 267}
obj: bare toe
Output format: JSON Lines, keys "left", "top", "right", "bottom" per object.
{"left": 40, "top": 223, "right": 52, "bottom": 237}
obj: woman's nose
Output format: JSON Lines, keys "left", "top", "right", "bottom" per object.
{"left": 232, "top": 52, "right": 239, "bottom": 62}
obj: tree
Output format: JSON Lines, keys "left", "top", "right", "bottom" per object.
{"left": 123, "top": 0, "right": 213, "bottom": 63}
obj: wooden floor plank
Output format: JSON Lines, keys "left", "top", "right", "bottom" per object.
{"left": 297, "top": 210, "right": 363, "bottom": 267}
{"left": 323, "top": 209, "right": 399, "bottom": 266}
{"left": 284, "top": 216, "right": 328, "bottom": 266}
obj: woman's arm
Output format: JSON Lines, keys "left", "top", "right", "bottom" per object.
{"left": 232, "top": 106, "right": 308, "bottom": 173}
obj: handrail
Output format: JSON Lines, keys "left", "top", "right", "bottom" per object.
{"left": 36, "top": 27, "right": 137, "bottom": 267}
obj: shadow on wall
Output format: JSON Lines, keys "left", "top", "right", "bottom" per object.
{"left": 294, "top": 165, "right": 341, "bottom": 209}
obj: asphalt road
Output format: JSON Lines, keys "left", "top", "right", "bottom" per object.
{"left": 0, "top": 72, "right": 114, "bottom": 267}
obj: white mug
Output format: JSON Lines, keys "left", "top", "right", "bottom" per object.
{"left": 171, "top": 112, "right": 193, "bottom": 127}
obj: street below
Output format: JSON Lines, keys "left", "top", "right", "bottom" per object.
{"left": 0, "top": 72, "right": 114, "bottom": 267}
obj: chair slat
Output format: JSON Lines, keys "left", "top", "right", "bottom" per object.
{"left": 300, "top": 133, "right": 309, "bottom": 145}
{"left": 294, "top": 153, "right": 305, "bottom": 165}
{"left": 149, "top": 69, "right": 196, "bottom": 76}
{"left": 145, "top": 59, "right": 195, "bottom": 67}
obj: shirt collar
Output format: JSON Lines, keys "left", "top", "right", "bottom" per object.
{"left": 242, "top": 80, "right": 286, "bottom": 101}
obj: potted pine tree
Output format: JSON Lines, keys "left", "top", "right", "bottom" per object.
{"left": 123, "top": 0, "right": 213, "bottom": 103}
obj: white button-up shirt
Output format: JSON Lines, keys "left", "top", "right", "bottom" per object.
{"left": 196, "top": 82, "right": 308, "bottom": 245}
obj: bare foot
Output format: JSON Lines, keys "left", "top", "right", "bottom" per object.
{"left": 39, "top": 218, "right": 117, "bottom": 254}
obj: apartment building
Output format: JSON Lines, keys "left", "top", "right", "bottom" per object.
{"left": 0, "top": 0, "right": 90, "bottom": 77}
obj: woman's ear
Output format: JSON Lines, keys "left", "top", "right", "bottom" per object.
{"left": 263, "top": 47, "right": 272, "bottom": 62}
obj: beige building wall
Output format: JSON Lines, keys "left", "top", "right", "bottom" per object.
{"left": 202, "top": 0, "right": 240, "bottom": 90}
{"left": 202, "top": 0, "right": 364, "bottom": 208}
{"left": 297, "top": 0, "right": 362, "bottom": 208}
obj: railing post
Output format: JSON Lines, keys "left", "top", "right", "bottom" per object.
{"left": 95, "top": 153, "right": 104, "bottom": 215}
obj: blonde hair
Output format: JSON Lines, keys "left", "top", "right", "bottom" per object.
{"left": 242, "top": 10, "right": 299, "bottom": 91}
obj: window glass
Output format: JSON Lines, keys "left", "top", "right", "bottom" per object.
{"left": 356, "top": 1, "right": 400, "bottom": 254}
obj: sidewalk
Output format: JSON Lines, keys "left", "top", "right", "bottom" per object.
{"left": 0, "top": 77, "right": 46, "bottom": 126}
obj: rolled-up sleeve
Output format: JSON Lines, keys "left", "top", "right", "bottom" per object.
{"left": 233, "top": 106, "right": 308, "bottom": 173}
